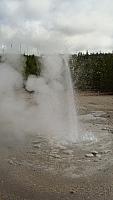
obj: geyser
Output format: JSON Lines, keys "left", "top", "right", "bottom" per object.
{"left": 0, "top": 54, "right": 78, "bottom": 144}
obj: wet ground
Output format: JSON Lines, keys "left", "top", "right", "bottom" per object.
{"left": 0, "top": 94, "right": 113, "bottom": 199}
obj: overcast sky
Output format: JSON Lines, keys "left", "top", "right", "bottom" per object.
{"left": 0, "top": 0, "right": 113, "bottom": 53}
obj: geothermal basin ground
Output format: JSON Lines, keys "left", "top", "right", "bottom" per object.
{"left": 0, "top": 94, "right": 113, "bottom": 200}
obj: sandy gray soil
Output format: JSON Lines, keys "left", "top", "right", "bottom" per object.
{"left": 0, "top": 94, "right": 113, "bottom": 200}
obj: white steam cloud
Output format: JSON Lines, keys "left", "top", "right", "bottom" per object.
{"left": 0, "top": 54, "right": 78, "bottom": 144}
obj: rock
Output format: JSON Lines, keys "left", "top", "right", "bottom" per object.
{"left": 63, "top": 150, "right": 73, "bottom": 155}
{"left": 85, "top": 153, "right": 94, "bottom": 158}
{"left": 58, "top": 145, "right": 67, "bottom": 150}
{"left": 70, "top": 189, "right": 75, "bottom": 194}
{"left": 33, "top": 144, "right": 41, "bottom": 149}
{"left": 85, "top": 151, "right": 102, "bottom": 158}
{"left": 50, "top": 154, "right": 60, "bottom": 159}
{"left": 15, "top": 161, "right": 22, "bottom": 166}
{"left": 91, "top": 151, "right": 98, "bottom": 156}
{"left": 7, "top": 159, "right": 14, "bottom": 165}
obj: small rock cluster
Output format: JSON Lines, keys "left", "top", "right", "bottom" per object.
{"left": 85, "top": 149, "right": 111, "bottom": 159}
{"left": 85, "top": 151, "right": 101, "bottom": 158}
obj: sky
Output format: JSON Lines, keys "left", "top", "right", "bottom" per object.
{"left": 0, "top": 0, "right": 113, "bottom": 54}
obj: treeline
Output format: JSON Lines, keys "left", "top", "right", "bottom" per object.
{"left": 70, "top": 52, "right": 113, "bottom": 92}
{"left": 0, "top": 53, "right": 113, "bottom": 93}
